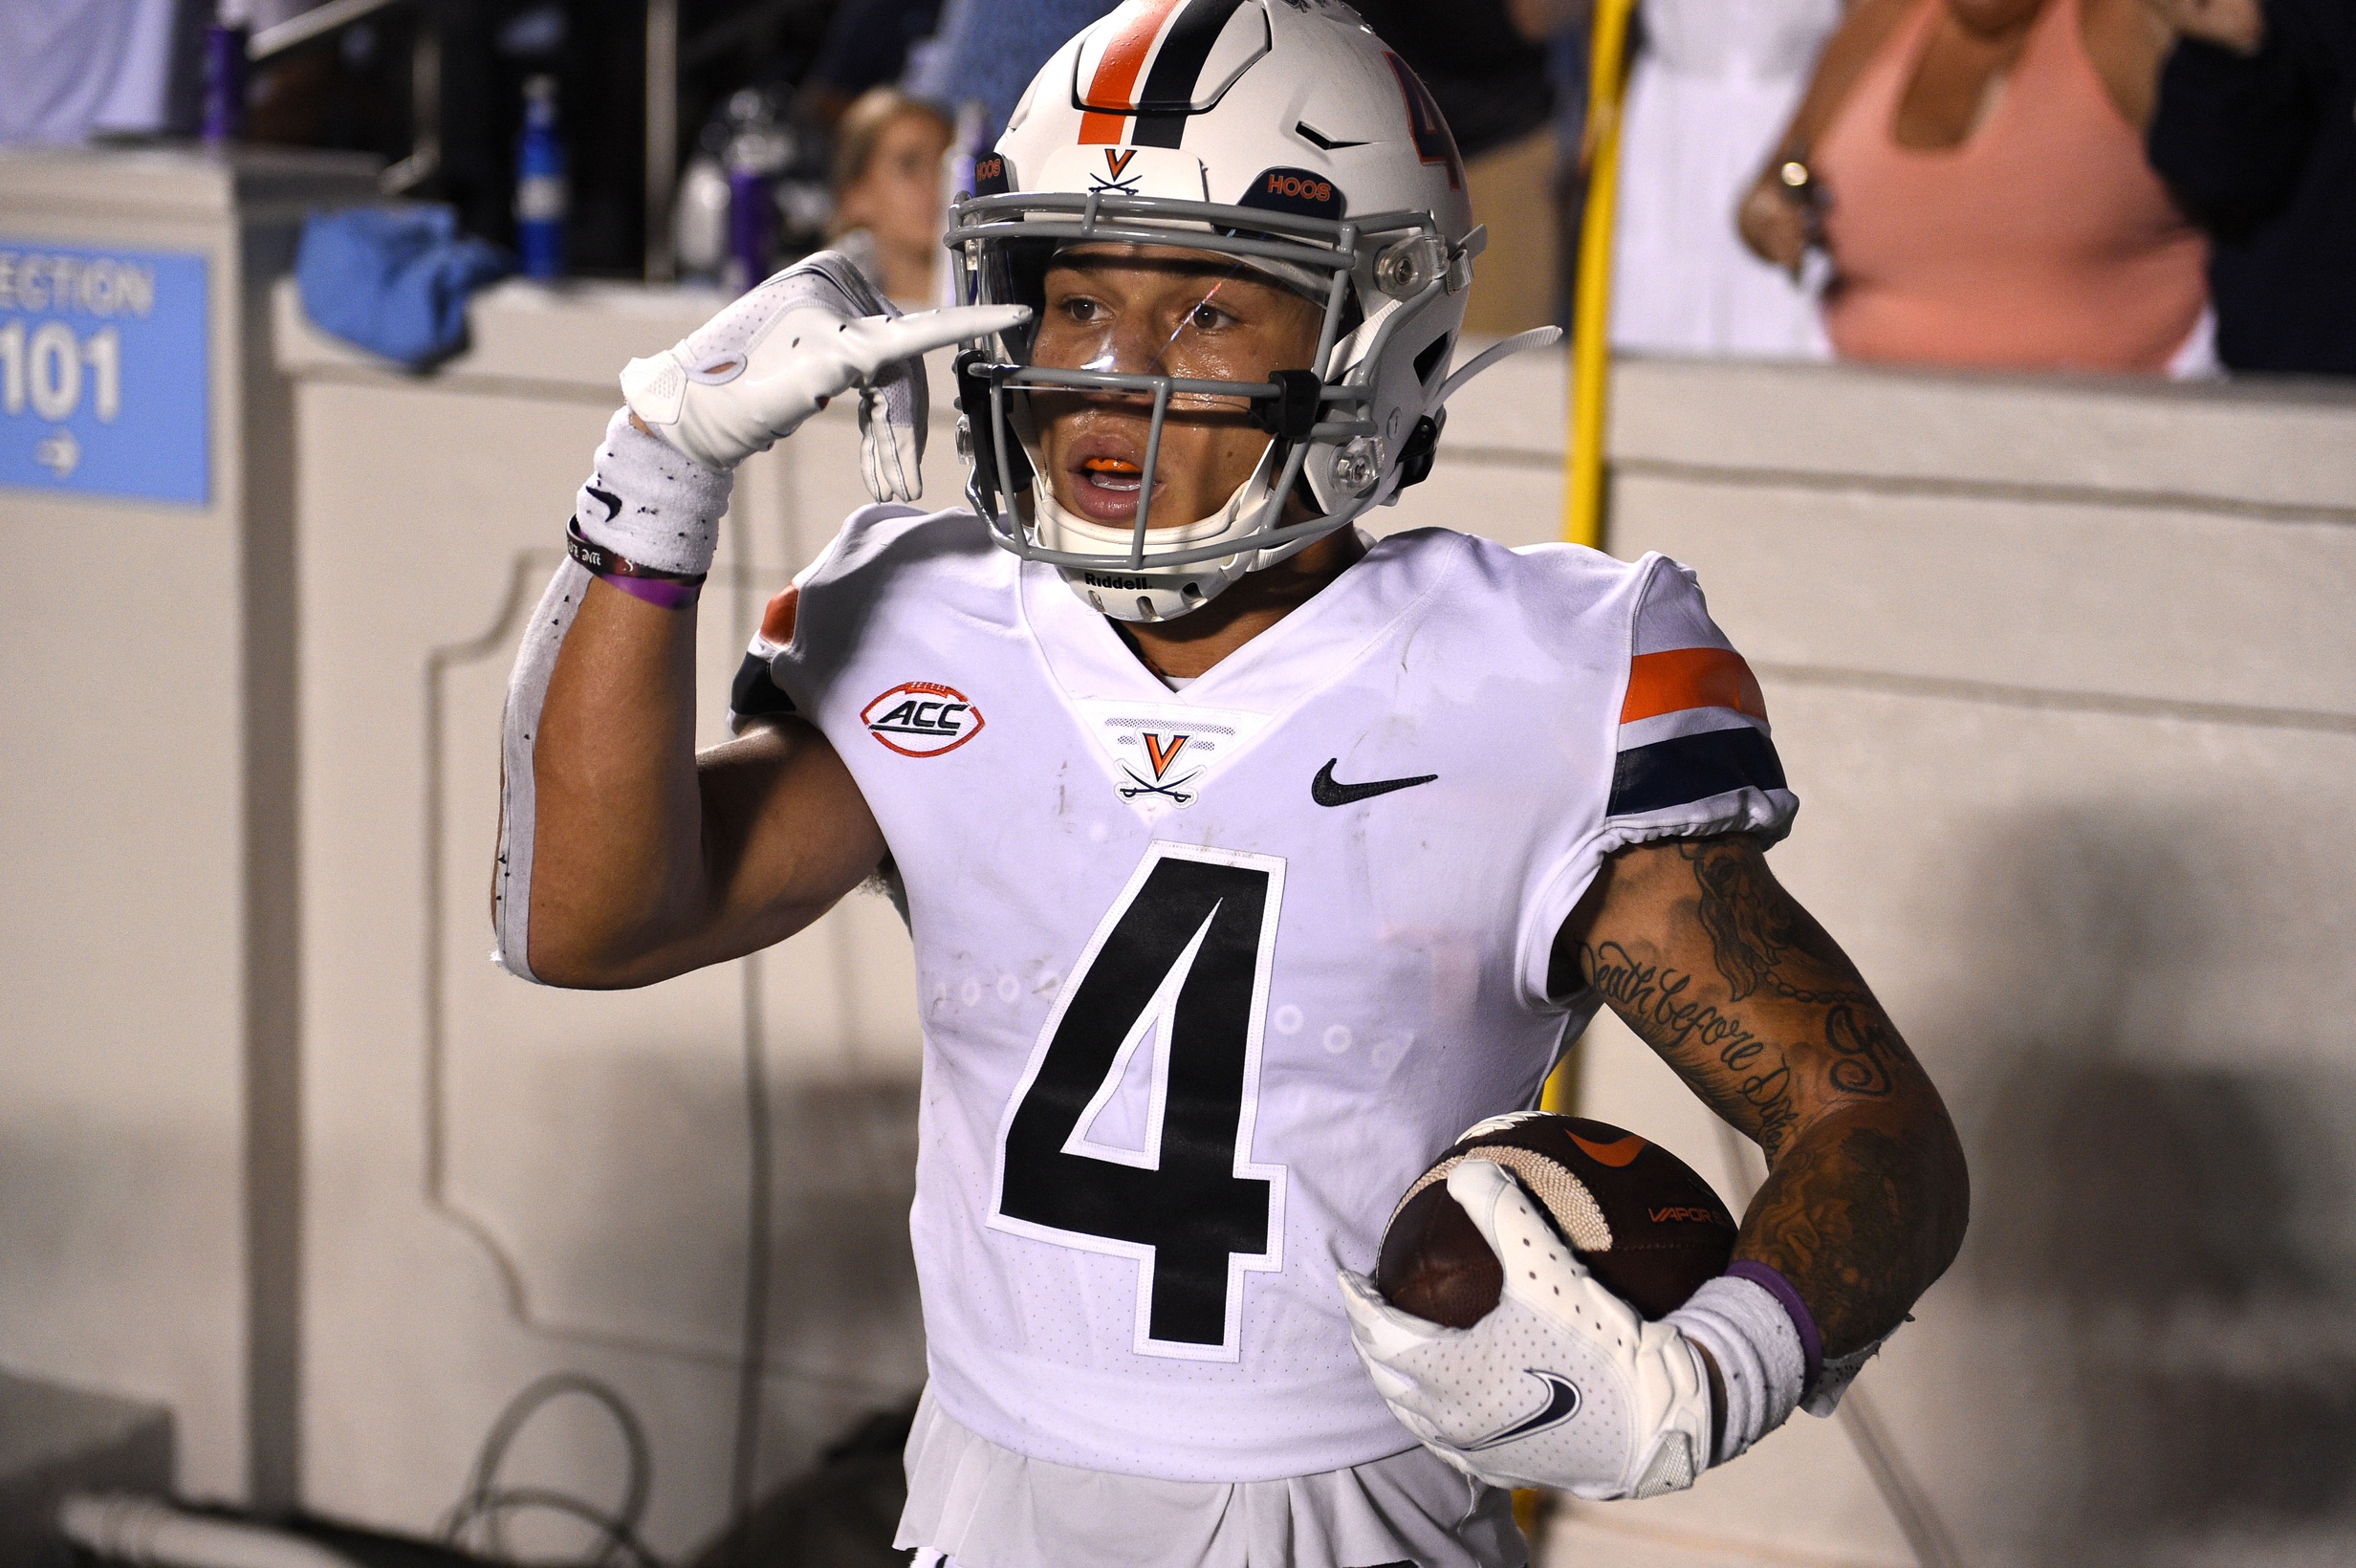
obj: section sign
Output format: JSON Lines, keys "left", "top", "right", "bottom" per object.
{"left": 0, "top": 241, "right": 209, "bottom": 504}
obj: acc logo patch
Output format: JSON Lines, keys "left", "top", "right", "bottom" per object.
{"left": 862, "top": 681, "right": 984, "bottom": 756}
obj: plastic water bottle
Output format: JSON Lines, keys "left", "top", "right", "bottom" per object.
{"left": 516, "top": 76, "right": 568, "bottom": 280}
{"left": 204, "top": 0, "right": 251, "bottom": 143}
{"left": 727, "top": 163, "right": 773, "bottom": 296}
{"left": 721, "top": 90, "right": 790, "bottom": 294}
{"left": 673, "top": 154, "right": 731, "bottom": 282}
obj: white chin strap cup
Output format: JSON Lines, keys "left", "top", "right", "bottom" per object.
{"left": 1038, "top": 450, "right": 1294, "bottom": 623}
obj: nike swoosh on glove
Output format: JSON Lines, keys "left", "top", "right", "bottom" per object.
{"left": 1338, "top": 1159, "right": 1714, "bottom": 1500}
{"left": 619, "top": 250, "right": 1031, "bottom": 495}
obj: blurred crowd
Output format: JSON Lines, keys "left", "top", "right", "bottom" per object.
{"left": 9, "top": 0, "right": 2348, "bottom": 376}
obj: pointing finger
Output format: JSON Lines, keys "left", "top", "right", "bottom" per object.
{"left": 861, "top": 304, "right": 1035, "bottom": 365}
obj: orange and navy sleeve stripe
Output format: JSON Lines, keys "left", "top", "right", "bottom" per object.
{"left": 1605, "top": 568, "right": 1786, "bottom": 819}
{"left": 729, "top": 583, "right": 800, "bottom": 729}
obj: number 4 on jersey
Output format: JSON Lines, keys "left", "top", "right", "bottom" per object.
{"left": 990, "top": 844, "right": 1287, "bottom": 1361}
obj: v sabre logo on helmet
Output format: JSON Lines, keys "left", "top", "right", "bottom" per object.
{"left": 1091, "top": 146, "right": 1144, "bottom": 194}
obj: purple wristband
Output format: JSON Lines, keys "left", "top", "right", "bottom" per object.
{"left": 599, "top": 573, "right": 701, "bottom": 610}
{"left": 1727, "top": 1260, "right": 1822, "bottom": 1395}
{"left": 565, "top": 519, "right": 705, "bottom": 610}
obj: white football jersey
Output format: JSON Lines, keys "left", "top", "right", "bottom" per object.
{"left": 731, "top": 507, "right": 1796, "bottom": 1484}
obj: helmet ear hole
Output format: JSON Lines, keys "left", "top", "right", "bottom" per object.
{"left": 1414, "top": 333, "right": 1452, "bottom": 388}
{"left": 1397, "top": 410, "right": 1445, "bottom": 490}
{"left": 954, "top": 351, "right": 1034, "bottom": 510}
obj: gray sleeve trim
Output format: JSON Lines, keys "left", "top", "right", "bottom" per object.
{"left": 492, "top": 557, "right": 593, "bottom": 984}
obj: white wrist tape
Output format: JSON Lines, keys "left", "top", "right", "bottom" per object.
{"left": 1666, "top": 1275, "right": 1807, "bottom": 1465}
{"left": 575, "top": 406, "right": 734, "bottom": 577}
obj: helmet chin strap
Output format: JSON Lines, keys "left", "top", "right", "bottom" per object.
{"left": 1032, "top": 428, "right": 1329, "bottom": 621}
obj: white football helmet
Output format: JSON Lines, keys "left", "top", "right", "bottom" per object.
{"left": 946, "top": 0, "right": 1553, "bottom": 621}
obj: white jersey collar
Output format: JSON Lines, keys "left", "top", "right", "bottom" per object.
{"left": 1014, "top": 527, "right": 1468, "bottom": 716}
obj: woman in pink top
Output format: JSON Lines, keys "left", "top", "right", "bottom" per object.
{"left": 1736, "top": 0, "right": 2241, "bottom": 373}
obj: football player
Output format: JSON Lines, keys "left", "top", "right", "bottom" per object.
{"left": 492, "top": 3, "right": 1969, "bottom": 1564}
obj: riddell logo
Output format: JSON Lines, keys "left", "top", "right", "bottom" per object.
{"left": 1647, "top": 1206, "right": 1720, "bottom": 1225}
{"left": 1082, "top": 571, "right": 1150, "bottom": 590}
{"left": 862, "top": 682, "right": 984, "bottom": 757}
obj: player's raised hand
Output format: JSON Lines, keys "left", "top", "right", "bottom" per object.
{"left": 1339, "top": 1159, "right": 1715, "bottom": 1501}
{"left": 619, "top": 250, "right": 1032, "bottom": 499}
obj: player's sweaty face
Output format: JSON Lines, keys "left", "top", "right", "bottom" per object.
{"left": 1029, "top": 246, "right": 1322, "bottom": 529}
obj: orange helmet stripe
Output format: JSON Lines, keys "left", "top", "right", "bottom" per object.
{"left": 1079, "top": 0, "right": 1186, "bottom": 143}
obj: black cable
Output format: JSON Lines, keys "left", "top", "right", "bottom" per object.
{"left": 728, "top": 953, "right": 777, "bottom": 1564}
{"left": 439, "top": 1372, "right": 659, "bottom": 1568}
{"left": 445, "top": 1489, "right": 667, "bottom": 1568}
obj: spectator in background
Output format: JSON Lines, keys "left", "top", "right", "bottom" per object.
{"left": 1739, "top": 0, "right": 2221, "bottom": 375}
{"left": 828, "top": 87, "right": 954, "bottom": 307}
{"left": 797, "top": 0, "right": 945, "bottom": 127}
{"left": 2, "top": 0, "right": 200, "bottom": 145}
{"left": 2149, "top": 0, "right": 2355, "bottom": 375}
{"left": 902, "top": 0, "right": 1121, "bottom": 143}
{"left": 1357, "top": 0, "right": 1560, "bottom": 335}
{"left": 1612, "top": 0, "right": 1847, "bottom": 358}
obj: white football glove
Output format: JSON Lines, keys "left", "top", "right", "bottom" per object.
{"left": 1339, "top": 1159, "right": 1716, "bottom": 1500}
{"left": 619, "top": 250, "right": 1031, "bottom": 496}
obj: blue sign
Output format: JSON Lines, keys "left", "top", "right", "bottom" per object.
{"left": 0, "top": 241, "right": 209, "bottom": 505}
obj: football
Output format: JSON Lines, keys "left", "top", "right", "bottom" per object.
{"left": 1376, "top": 1113, "right": 1738, "bottom": 1326}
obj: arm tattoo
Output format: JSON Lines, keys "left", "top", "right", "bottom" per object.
{"left": 1583, "top": 939, "right": 1801, "bottom": 1160}
{"left": 1739, "top": 1120, "right": 1952, "bottom": 1357}
{"left": 1823, "top": 1001, "right": 1899, "bottom": 1097}
{"left": 1679, "top": 838, "right": 1861, "bottom": 1006}
{"left": 1566, "top": 836, "right": 1969, "bottom": 1352}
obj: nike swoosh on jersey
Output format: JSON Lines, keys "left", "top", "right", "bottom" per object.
{"left": 1311, "top": 758, "right": 1438, "bottom": 807}
{"left": 1463, "top": 1369, "right": 1582, "bottom": 1451}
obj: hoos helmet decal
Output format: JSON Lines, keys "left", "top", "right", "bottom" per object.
{"left": 942, "top": 0, "right": 1555, "bottom": 622}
